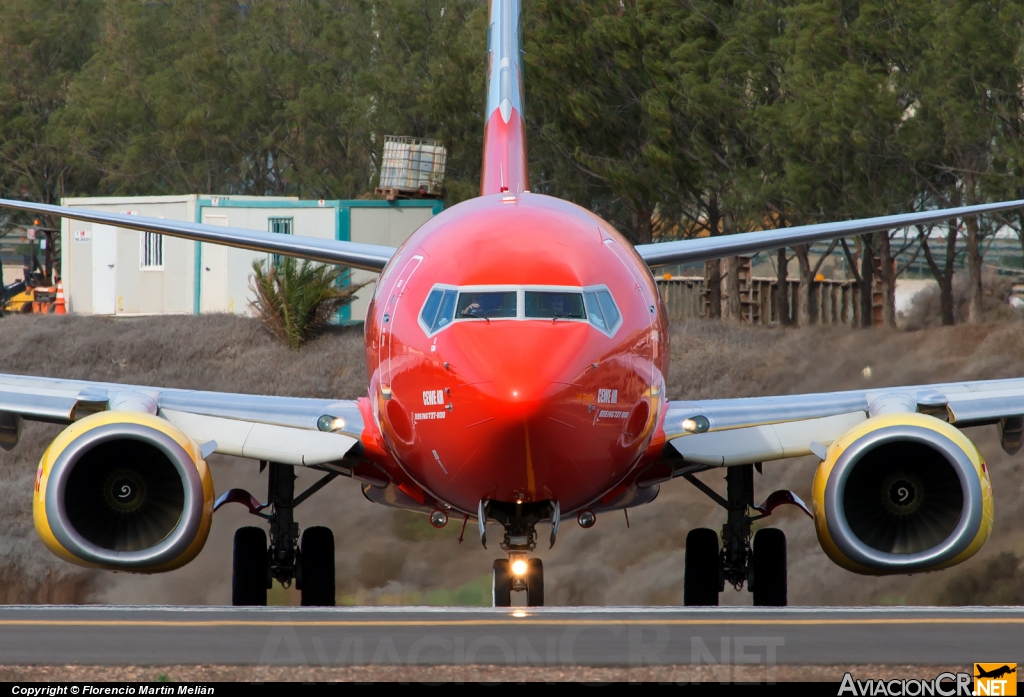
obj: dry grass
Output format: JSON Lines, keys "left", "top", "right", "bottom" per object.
{"left": 2, "top": 313, "right": 1024, "bottom": 607}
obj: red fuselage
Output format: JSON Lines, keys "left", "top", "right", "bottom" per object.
{"left": 364, "top": 192, "right": 670, "bottom": 515}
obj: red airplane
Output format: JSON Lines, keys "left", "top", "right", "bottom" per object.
{"left": 2, "top": 0, "right": 1024, "bottom": 608}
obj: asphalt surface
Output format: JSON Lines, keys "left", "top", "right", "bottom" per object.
{"left": 0, "top": 606, "right": 1020, "bottom": 666}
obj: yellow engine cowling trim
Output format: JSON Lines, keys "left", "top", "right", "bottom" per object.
{"left": 33, "top": 410, "right": 215, "bottom": 573}
{"left": 811, "top": 412, "right": 993, "bottom": 575}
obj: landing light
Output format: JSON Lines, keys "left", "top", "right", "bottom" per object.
{"left": 317, "top": 415, "right": 346, "bottom": 432}
{"left": 681, "top": 415, "right": 710, "bottom": 433}
{"left": 429, "top": 510, "right": 449, "bottom": 528}
{"left": 511, "top": 559, "right": 528, "bottom": 576}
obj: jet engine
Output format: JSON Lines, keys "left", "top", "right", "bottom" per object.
{"left": 33, "top": 411, "right": 215, "bottom": 572}
{"left": 812, "top": 412, "right": 993, "bottom": 575}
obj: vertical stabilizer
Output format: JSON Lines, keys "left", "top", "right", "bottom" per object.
{"left": 481, "top": 0, "right": 529, "bottom": 195}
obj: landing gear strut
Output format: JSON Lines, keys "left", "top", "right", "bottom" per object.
{"left": 681, "top": 464, "right": 788, "bottom": 607}
{"left": 481, "top": 500, "right": 555, "bottom": 607}
{"left": 228, "top": 462, "right": 338, "bottom": 607}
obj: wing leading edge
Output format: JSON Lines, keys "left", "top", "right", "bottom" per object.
{"left": 0, "top": 372, "right": 363, "bottom": 467}
{"left": 663, "top": 377, "right": 1024, "bottom": 467}
{"left": 636, "top": 199, "right": 1024, "bottom": 269}
{"left": 0, "top": 198, "right": 395, "bottom": 272}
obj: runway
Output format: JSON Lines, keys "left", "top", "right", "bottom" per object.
{"left": 0, "top": 606, "right": 1021, "bottom": 667}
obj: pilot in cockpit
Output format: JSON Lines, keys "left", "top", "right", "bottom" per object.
{"left": 545, "top": 294, "right": 566, "bottom": 317}
{"left": 460, "top": 293, "right": 499, "bottom": 317}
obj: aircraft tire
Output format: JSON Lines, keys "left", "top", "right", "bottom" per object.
{"left": 299, "top": 526, "right": 336, "bottom": 607}
{"left": 492, "top": 559, "right": 512, "bottom": 607}
{"left": 683, "top": 528, "right": 720, "bottom": 606}
{"left": 232, "top": 527, "right": 269, "bottom": 607}
{"left": 752, "top": 528, "right": 787, "bottom": 607}
{"left": 526, "top": 558, "right": 544, "bottom": 607}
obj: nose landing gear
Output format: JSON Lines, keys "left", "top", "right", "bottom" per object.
{"left": 481, "top": 499, "right": 556, "bottom": 607}
{"left": 492, "top": 555, "right": 544, "bottom": 607}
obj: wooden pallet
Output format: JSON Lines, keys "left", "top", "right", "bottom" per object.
{"left": 374, "top": 186, "right": 443, "bottom": 202}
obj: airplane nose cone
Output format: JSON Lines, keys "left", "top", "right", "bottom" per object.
{"left": 391, "top": 318, "right": 652, "bottom": 513}
{"left": 448, "top": 321, "right": 590, "bottom": 417}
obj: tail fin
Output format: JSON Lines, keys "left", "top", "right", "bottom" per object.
{"left": 481, "top": 0, "right": 529, "bottom": 196}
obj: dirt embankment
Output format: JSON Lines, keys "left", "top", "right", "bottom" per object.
{"left": 2, "top": 313, "right": 1024, "bottom": 606}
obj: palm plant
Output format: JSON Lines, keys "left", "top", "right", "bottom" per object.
{"left": 249, "top": 258, "right": 366, "bottom": 350}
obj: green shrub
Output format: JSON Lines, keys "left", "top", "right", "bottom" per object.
{"left": 249, "top": 258, "right": 366, "bottom": 350}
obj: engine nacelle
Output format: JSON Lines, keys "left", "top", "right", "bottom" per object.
{"left": 812, "top": 412, "right": 993, "bottom": 575}
{"left": 33, "top": 411, "right": 215, "bottom": 572}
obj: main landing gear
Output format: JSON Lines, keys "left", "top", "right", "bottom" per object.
{"left": 222, "top": 462, "right": 340, "bottom": 607}
{"left": 682, "top": 463, "right": 789, "bottom": 607}
{"left": 480, "top": 500, "right": 557, "bottom": 607}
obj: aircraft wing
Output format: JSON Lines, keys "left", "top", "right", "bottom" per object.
{"left": 0, "top": 198, "right": 395, "bottom": 272}
{"left": 0, "top": 373, "right": 363, "bottom": 467}
{"left": 635, "top": 199, "right": 1024, "bottom": 269}
{"left": 663, "top": 377, "right": 1024, "bottom": 467}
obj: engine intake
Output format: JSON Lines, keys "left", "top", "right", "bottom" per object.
{"left": 34, "top": 411, "right": 214, "bottom": 572}
{"left": 813, "top": 413, "right": 993, "bottom": 575}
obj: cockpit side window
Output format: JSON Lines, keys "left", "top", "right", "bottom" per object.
{"left": 525, "top": 291, "right": 586, "bottom": 319}
{"left": 583, "top": 291, "right": 605, "bottom": 329}
{"left": 420, "top": 287, "right": 458, "bottom": 334}
{"left": 456, "top": 291, "right": 517, "bottom": 319}
{"left": 596, "top": 290, "right": 621, "bottom": 330}
{"left": 584, "top": 287, "right": 622, "bottom": 335}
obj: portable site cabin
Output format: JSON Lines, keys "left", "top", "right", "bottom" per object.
{"left": 59, "top": 195, "right": 443, "bottom": 323}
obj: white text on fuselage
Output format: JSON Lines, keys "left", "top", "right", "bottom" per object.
{"left": 597, "top": 389, "right": 619, "bottom": 404}
{"left": 422, "top": 389, "right": 445, "bottom": 406}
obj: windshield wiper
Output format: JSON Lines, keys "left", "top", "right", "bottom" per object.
{"left": 551, "top": 313, "right": 585, "bottom": 321}
{"left": 465, "top": 307, "right": 490, "bottom": 322}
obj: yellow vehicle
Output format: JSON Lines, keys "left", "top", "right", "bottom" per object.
{"left": 1, "top": 280, "right": 62, "bottom": 314}
{"left": 2, "top": 280, "right": 32, "bottom": 313}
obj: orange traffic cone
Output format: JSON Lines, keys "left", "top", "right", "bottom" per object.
{"left": 54, "top": 281, "right": 66, "bottom": 315}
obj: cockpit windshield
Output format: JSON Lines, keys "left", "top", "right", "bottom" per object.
{"left": 456, "top": 291, "right": 517, "bottom": 319}
{"left": 525, "top": 291, "right": 586, "bottom": 319}
{"left": 419, "top": 284, "right": 622, "bottom": 337}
